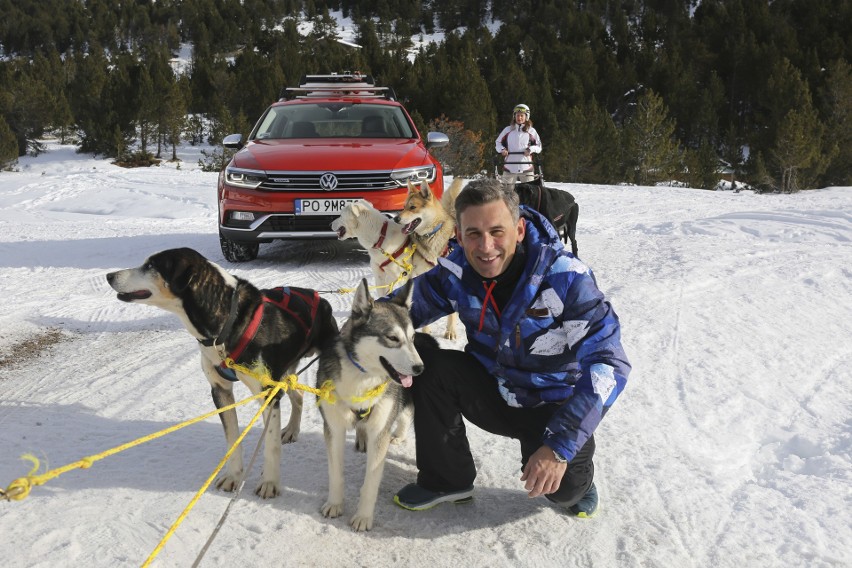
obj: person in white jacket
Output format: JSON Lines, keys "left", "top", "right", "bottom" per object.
{"left": 495, "top": 103, "right": 542, "bottom": 184}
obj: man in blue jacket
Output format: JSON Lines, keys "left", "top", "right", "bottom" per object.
{"left": 393, "top": 178, "right": 630, "bottom": 517}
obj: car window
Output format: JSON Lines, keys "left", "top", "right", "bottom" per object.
{"left": 252, "top": 103, "right": 415, "bottom": 140}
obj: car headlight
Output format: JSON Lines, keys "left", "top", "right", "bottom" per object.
{"left": 225, "top": 167, "right": 266, "bottom": 189}
{"left": 390, "top": 166, "right": 436, "bottom": 185}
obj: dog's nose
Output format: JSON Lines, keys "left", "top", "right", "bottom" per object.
{"left": 393, "top": 215, "right": 401, "bottom": 224}
{"left": 106, "top": 272, "right": 115, "bottom": 283}
{"left": 412, "top": 364, "right": 424, "bottom": 375}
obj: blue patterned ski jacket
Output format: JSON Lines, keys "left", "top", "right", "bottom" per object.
{"left": 408, "top": 206, "right": 631, "bottom": 463}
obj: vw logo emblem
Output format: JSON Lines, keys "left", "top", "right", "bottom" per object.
{"left": 319, "top": 172, "right": 338, "bottom": 190}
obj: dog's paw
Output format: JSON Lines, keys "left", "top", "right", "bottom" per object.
{"left": 215, "top": 475, "right": 240, "bottom": 493}
{"left": 280, "top": 427, "right": 299, "bottom": 444}
{"left": 255, "top": 481, "right": 280, "bottom": 499}
{"left": 350, "top": 514, "right": 374, "bottom": 532}
{"left": 444, "top": 328, "right": 457, "bottom": 341}
{"left": 321, "top": 501, "right": 344, "bottom": 518}
{"left": 390, "top": 434, "right": 407, "bottom": 445}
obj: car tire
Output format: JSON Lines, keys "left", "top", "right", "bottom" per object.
{"left": 220, "top": 234, "right": 259, "bottom": 262}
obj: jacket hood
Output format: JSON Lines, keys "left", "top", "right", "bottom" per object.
{"left": 231, "top": 138, "right": 431, "bottom": 172}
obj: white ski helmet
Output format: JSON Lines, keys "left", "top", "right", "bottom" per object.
{"left": 513, "top": 103, "right": 530, "bottom": 118}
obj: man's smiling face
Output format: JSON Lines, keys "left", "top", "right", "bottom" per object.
{"left": 456, "top": 200, "right": 525, "bottom": 279}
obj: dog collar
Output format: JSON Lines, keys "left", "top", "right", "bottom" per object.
{"left": 423, "top": 222, "right": 444, "bottom": 237}
{"left": 346, "top": 351, "right": 367, "bottom": 373}
{"left": 372, "top": 220, "right": 389, "bottom": 249}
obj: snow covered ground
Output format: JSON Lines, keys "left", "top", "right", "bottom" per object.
{"left": 0, "top": 141, "right": 850, "bottom": 567}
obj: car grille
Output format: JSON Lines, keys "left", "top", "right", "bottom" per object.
{"left": 262, "top": 214, "right": 339, "bottom": 232}
{"left": 259, "top": 170, "right": 398, "bottom": 191}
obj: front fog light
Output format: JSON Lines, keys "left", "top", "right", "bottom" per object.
{"left": 231, "top": 211, "right": 255, "bottom": 222}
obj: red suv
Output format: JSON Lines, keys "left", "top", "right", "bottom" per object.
{"left": 217, "top": 73, "right": 449, "bottom": 261}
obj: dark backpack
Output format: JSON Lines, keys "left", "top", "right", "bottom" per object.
{"left": 514, "top": 182, "right": 579, "bottom": 257}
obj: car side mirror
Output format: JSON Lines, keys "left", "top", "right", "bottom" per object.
{"left": 222, "top": 134, "right": 243, "bottom": 149}
{"left": 426, "top": 132, "right": 449, "bottom": 149}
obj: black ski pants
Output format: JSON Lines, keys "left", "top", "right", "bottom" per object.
{"left": 411, "top": 341, "right": 595, "bottom": 507}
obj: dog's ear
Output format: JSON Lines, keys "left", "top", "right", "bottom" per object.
{"left": 160, "top": 248, "right": 204, "bottom": 294}
{"left": 406, "top": 180, "right": 419, "bottom": 195}
{"left": 152, "top": 248, "right": 196, "bottom": 294}
{"left": 351, "top": 278, "right": 373, "bottom": 321}
{"left": 419, "top": 181, "right": 431, "bottom": 199}
{"left": 390, "top": 279, "right": 414, "bottom": 309}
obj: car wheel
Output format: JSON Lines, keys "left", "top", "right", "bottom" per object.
{"left": 220, "top": 234, "right": 259, "bottom": 262}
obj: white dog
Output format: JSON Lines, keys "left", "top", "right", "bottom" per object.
{"left": 331, "top": 180, "right": 464, "bottom": 339}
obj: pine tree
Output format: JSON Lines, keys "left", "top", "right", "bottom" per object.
{"left": 771, "top": 106, "right": 829, "bottom": 192}
{"left": 684, "top": 137, "right": 720, "bottom": 190}
{"left": 624, "top": 90, "right": 681, "bottom": 186}
{"left": 136, "top": 66, "right": 157, "bottom": 158}
{"left": 70, "top": 46, "right": 110, "bottom": 155}
{"left": 820, "top": 59, "right": 852, "bottom": 186}
{"left": 750, "top": 151, "right": 776, "bottom": 193}
{"left": 0, "top": 63, "right": 54, "bottom": 156}
{"left": 0, "top": 115, "right": 18, "bottom": 169}
{"left": 756, "top": 58, "right": 812, "bottom": 159}
{"left": 163, "top": 77, "right": 189, "bottom": 162}
{"left": 558, "top": 98, "right": 620, "bottom": 183}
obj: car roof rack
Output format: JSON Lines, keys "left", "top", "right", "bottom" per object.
{"left": 280, "top": 72, "right": 397, "bottom": 101}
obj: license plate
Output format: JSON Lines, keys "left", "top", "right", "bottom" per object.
{"left": 295, "top": 198, "right": 360, "bottom": 215}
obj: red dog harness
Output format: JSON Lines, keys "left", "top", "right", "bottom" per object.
{"left": 207, "top": 287, "right": 320, "bottom": 382}
{"left": 373, "top": 219, "right": 414, "bottom": 272}
{"left": 228, "top": 287, "right": 320, "bottom": 362}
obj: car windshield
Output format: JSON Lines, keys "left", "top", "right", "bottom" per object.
{"left": 252, "top": 102, "right": 416, "bottom": 140}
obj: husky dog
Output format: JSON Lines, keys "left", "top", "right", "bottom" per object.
{"left": 330, "top": 178, "right": 464, "bottom": 339}
{"left": 395, "top": 178, "right": 463, "bottom": 262}
{"left": 394, "top": 178, "right": 464, "bottom": 339}
{"left": 317, "top": 278, "right": 433, "bottom": 531}
{"left": 106, "top": 248, "right": 338, "bottom": 498}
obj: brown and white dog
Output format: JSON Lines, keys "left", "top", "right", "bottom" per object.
{"left": 330, "top": 178, "right": 464, "bottom": 339}
{"left": 394, "top": 178, "right": 464, "bottom": 339}
{"left": 106, "top": 248, "right": 338, "bottom": 498}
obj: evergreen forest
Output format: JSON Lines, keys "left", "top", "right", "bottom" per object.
{"left": 1, "top": 0, "right": 850, "bottom": 191}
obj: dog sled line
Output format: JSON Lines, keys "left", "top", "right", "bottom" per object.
{"left": 0, "top": 352, "right": 386, "bottom": 501}
{"left": 4, "top": 250, "right": 426, "bottom": 564}
{"left": 0, "top": 357, "right": 309, "bottom": 566}
{"left": 0, "top": 313, "right": 403, "bottom": 564}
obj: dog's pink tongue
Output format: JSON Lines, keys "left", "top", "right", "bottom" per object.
{"left": 400, "top": 374, "right": 413, "bottom": 388}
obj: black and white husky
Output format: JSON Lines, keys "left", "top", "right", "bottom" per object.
{"left": 106, "top": 247, "right": 338, "bottom": 498}
{"left": 317, "top": 278, "right": 434, "bottom": 531}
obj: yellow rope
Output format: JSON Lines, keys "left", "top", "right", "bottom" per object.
{"left": 326, "top": 243, "right": 418, "bottom": 296}
{"left": 141, "top": 384, "right": 282, "bottom": 568}
{"left": 222, "top": 359, "right": 389, "bottom": 410}
{"left": 381, "top": 242, "right": 416, "bottom": 274}
{"left": 1, "top": 393, "right": 267, "bottom": 502}
{"left": 222, "top": 359, "right": 336, "bottom": 403}
{"left": 315, "top": 378, "right": 390, "bottom": 419}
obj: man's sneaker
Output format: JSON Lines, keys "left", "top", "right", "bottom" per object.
{"left": 567, "top": 482, "right": 599, "bottom": 518}
{"left": 393, "top": 483, "right": 474, "bottom": 511}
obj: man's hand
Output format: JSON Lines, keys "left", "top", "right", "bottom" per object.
{"left": 520, "top": 445, "right": 567, "bottom": 498}
{"left": 501, "top": 149, "right": 509, "bottom": 157}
